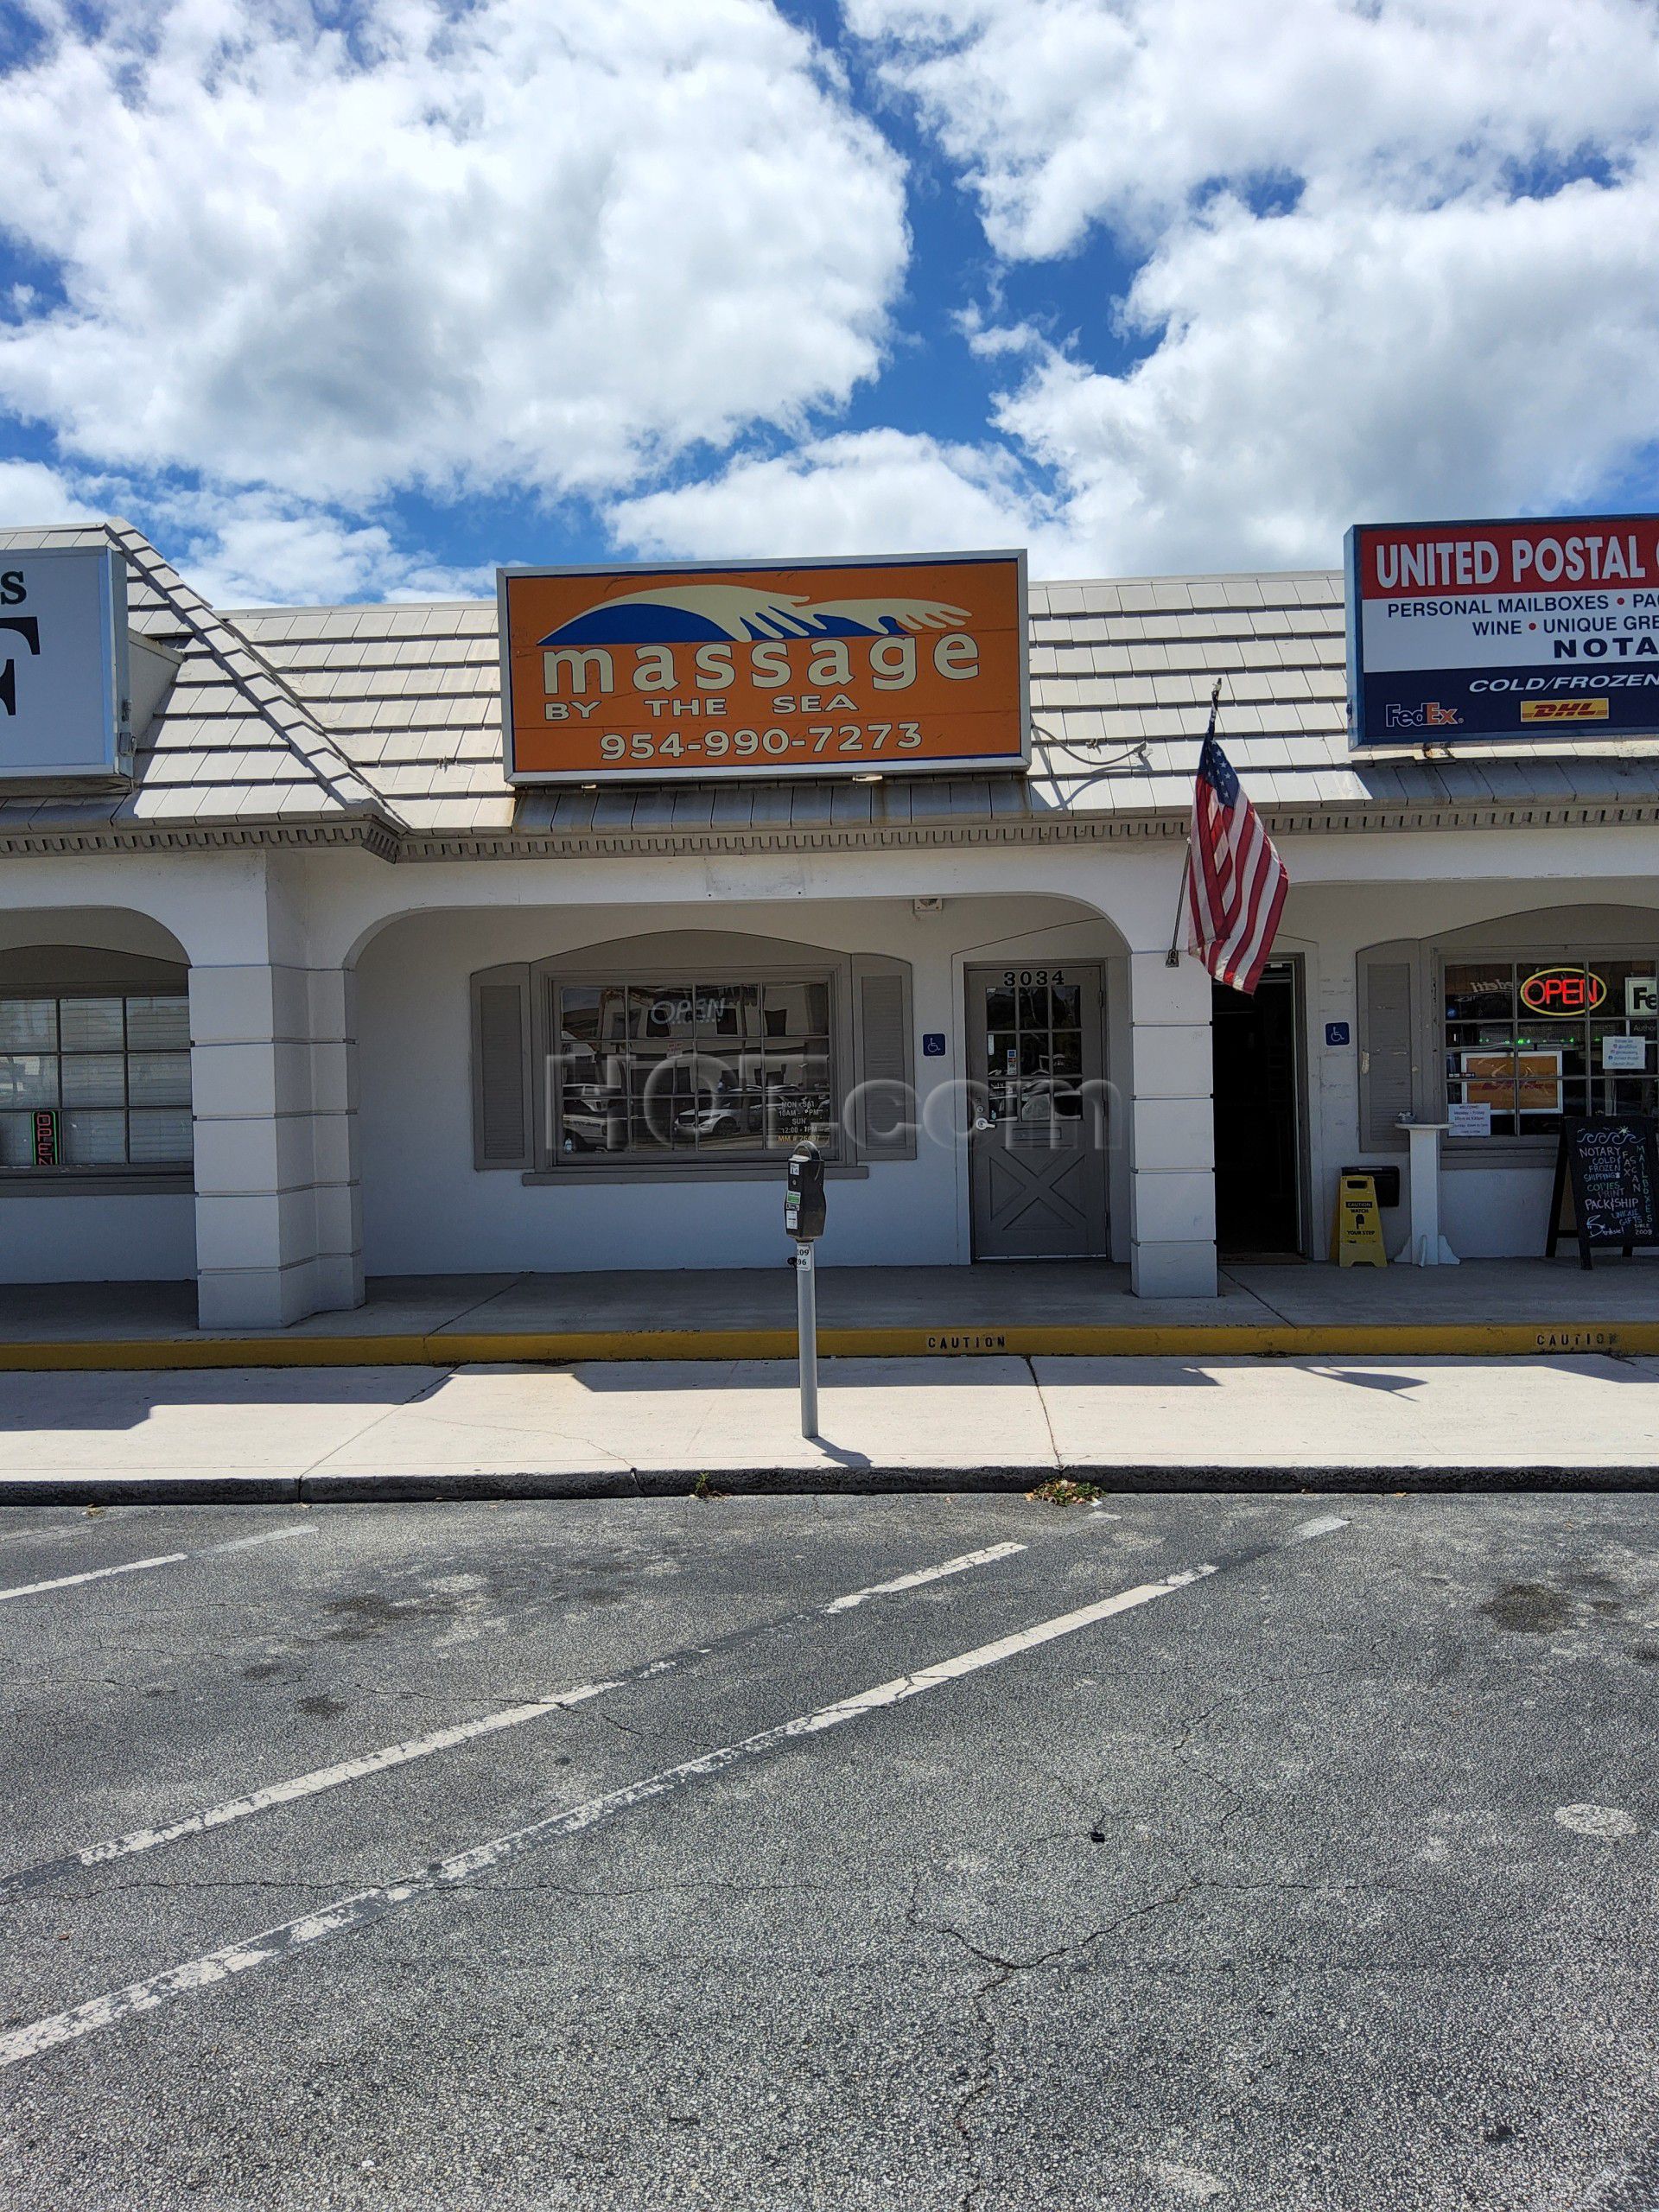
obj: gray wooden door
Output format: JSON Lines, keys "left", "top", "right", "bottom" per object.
{"left": 966, "top": 963, "right": 1109, "bottom": 1259}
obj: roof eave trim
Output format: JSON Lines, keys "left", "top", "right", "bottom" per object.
{"left": 0, "top": 816, "right": 401, "bottom": 861}
{"left": 3, "top": 793, "right": 1656, "bottom": 865}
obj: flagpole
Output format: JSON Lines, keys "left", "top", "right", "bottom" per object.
{"left": 1164, "top": 843, "right": 1192, "bottom": 969}
{"left": 1164, "top": 678, "right": 1224, "bottom": 969}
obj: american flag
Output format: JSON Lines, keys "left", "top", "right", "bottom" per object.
{"left": 1185, "top": 713, "right": 1288, "bottom": 996}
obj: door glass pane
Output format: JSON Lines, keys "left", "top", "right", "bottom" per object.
{"left": 0, "top": 1001, "right": 54, "bottom": 1050}
{"left": 61, "top": 1109, "right": 124, "bottom": 1165}
{"left": 59, "top": 997, "right": 124, "bottom": 1052}
{"left": 126, "top": 995, "right": 189, "bottom": 1049}
{"left": 127, "top": 1052, "right": 192, "bottom": 1107}
{"left": 61, "top": 1053, "right": 125, "bottom": 1106}
{"left": 1050, "top": 982, "right": 1082, "bottom": 1029}
{"left": 0, "top": 1054, "right": 57, "bottom": 1108}
{"left": 982, "top": 985, "right": 1015, "bottom": 1028}
{"left": 128, "top": 1109, "right": 193, "bottom": 1164}
{"left": 0, "top": 1112, "right": 34, "bottom": 1166}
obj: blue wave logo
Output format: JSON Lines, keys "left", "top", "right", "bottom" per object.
{"left": 538, "top": 582, "right": 972, "bottom": 647}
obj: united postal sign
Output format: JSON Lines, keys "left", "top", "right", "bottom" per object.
{"left": 1347, "top": 515, "right": 1659, "bottom": 747}
{"left": 499, "top": 552, "right": 1028, "bottom": 781}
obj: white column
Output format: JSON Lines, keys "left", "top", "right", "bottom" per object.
{"left": 1127, "top": 949, "right": 1217, "bottom": 1299}
{"left": 189, "top": 961, "right": 363, "bottom": 1329}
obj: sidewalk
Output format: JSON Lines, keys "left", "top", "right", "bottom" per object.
{"left": 0, "top": 1257, "right": 1655, "bottom": 1369}
{"left": 1, "top": 1351, "right": 1656, "bottom": 1502}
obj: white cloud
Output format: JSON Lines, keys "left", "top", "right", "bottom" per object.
{"left": 994, "top": 173, "right": 1659, "bottom": 574}
{"left": 836, "top": 0, "right": 1659, "bottom": 574}
{"left": 848, "top": 0, "right": 1659, "bottom": 257}
{"left": 0, "top": 455, "right": 105, "bottom": 526}
{"left": 162, "top": 494, "right": 492, "bottom": 607}
{"left": 610, "top": 427, "right": 1071, "bottom": 565}
{"left": 0, "top": 0, "right": 907, "bottom": 505}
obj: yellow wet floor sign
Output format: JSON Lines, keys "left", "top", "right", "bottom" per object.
{"left": 1332, "top": 1173, "right": 1389, "bottom": 1268}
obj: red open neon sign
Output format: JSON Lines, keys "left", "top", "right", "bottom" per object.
{"left": 1520, "top": 966, "right": 1606, "bottom": 1016}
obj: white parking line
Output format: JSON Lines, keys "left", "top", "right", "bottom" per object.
{"left": 0, "top": 1523, "right": 315, "bottom": 1604}
{"left": 823, "top": 1541, "right": 1024, "bottom": 1610}
{"left": 0, "top": 1538, "right": 1025, "bottom": 1904}
{"left": 0, "top": 1517, "right": 1346, "bottom": 2070}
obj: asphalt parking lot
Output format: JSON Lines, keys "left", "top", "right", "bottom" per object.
{"left": 0, "top": 1490, "right": 1655, "bottom": 2211}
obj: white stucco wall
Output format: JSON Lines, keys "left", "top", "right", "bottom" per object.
{"left": 353, "top": 893, "right": 1125, "bottom": 1274}
{"left": 2, "top": 823, "right": 1657, "bottom": 1291}
{"left": 0, "top": 1192, "right": 196, "bottom": 1281}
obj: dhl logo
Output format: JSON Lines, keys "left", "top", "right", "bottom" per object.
{"left": 1521, "top": 699, "right": 1610, "bottom": 721}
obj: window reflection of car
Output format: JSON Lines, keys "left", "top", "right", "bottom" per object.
{"left": 671, "top": 1085, "right": 833, "bottom": 1145}
{"left": 561, "top": 1084, "right": 626, "bottom": 1152}
{"left": 672, "top": 1098, "right": 762, "bottom": 1143}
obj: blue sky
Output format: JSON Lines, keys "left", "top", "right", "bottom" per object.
{"left": 0, "top": 0, "right": 1656, "bottom": 604}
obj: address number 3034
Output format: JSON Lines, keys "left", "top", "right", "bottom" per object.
{"left": 1001, "top": 969, "right": 1065, "bottom": 986}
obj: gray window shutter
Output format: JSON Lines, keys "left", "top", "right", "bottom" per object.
{"left": 1358, "top": 947, "right": 1416, "bottom": 1150}
{"left": 471, "top": 963, "right": 532, "bottom": 1170}
{"left": 851, "top": 954, "right": 915, "bottom": 1162}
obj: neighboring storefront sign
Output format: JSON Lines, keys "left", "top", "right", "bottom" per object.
{"left": 498, "top": 551, "right": 1028, "bottom": 781}
{"left": 1460, "top": 1051, "right": 1562, "bottom": 1114}
{"left": 1520, "top": 965, "right": 1607, "bottom": 1015}
{"left": 0, "top": 545, "right": 130, "bottom": 783}
{"left": 1546, "top": 1115, "right": 1659, "bottom": 1268}
{"left": 1346, "top": 515, "right": 1659, "bottom": 746}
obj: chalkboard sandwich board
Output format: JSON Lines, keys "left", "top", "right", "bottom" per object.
{"left": 1546, "top": 1115, "right": 1659, "bottom": 1269}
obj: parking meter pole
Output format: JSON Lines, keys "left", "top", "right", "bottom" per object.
{"left": 785, "top": 1140, "right": 826, "bottom": 1442}
{"left": 795, "top": 1239, "right": 818, "bottom": 1440}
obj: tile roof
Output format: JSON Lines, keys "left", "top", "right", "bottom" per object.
{"left": 234, "top": 564, "right": 1659, "bottom": 840}
{"left": 232, "top": 598, "right": 511, "bottom": 836}
{"left": 4, "top": 519, "right": 1657, "bottom": 849}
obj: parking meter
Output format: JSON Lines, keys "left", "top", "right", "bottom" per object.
{"left": 785, "top": 1141, "right": 827, "bottom": 1242}
{"left": 785, "top": 1141, "right": 825, "bottom": 1439}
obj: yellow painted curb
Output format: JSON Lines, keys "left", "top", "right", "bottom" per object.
{"left": 0, "top": 1319, "right": 1652, "bottom": 1370}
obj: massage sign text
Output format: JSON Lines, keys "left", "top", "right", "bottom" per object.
{"left": 1346, "top": 516, "right": 1659, "bottom": 745}
{"left": 498, "top": 554, "right": 1027, "bottom": 781}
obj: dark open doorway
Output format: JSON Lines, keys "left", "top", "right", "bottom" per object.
{"left": 1211, "top": 961, "right": 1304, "bottom": 1259}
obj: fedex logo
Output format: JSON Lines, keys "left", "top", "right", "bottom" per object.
{"left": 1383, "top": 701, "right": 1463, "bottom": 729}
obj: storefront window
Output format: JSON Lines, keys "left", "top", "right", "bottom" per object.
{"left": 1444, "top": 958, "right": 1658, "bottom": 1135}
{"left": 0, "top": 993, "right": 193, "bottom": 1170}
{"left": 551, "top": 976, "right": 837, "bottom": 1160}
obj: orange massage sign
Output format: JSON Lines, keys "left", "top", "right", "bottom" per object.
{"left": 498, "top": 551, "right": 1028, "bottom": 782}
